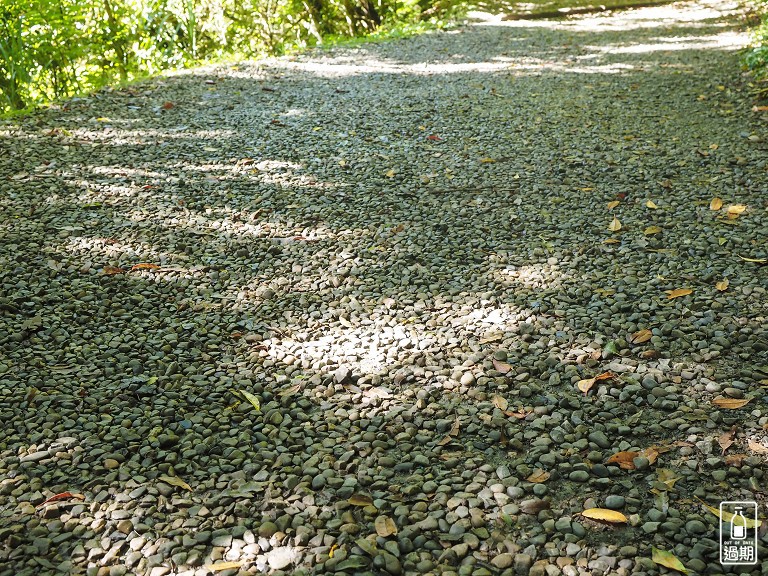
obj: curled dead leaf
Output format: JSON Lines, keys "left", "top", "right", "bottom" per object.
{"left": 492, "top": 357, "right": 513, "bottom": 374}
{"left": 103, "top": 266, "right": 125, "bottom": 275}
{"left": 748, "top": 439, "right": 768, "bottom": 454}
{"left": 131, "top": 263, "right": 160, "bottom": 271}
{"left": 713, "top": 397, "right": 751, "bottom": 409}
{"left": 606, "top": 451, "right": 640, "bottom": 470}
{"left": 374, "top": 515, "right": 398, "bottom": 536}
{"left": 608, "top": 216, "right": 622, "bottom": 232}
{"left": 36, "top": 492, "right": 86, "bottom": 507}
{"left": 581, "top": 508, "right": 627, "bottom": 523}
{"left": 526, "top": 469, "right": 550, "bottom": 483}
{"left": 709, "top": 197, "right": 723, "bottom": 211}
{"left": 665, "top": 288, "right": 692, "bottom": 299}
{"left": 629, "top": 329, "right": 652, "bottom": 345}
{"left": 492, "top": 395, "right": 509, "bottom": 411}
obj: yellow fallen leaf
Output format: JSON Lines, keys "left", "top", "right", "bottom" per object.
{"left": 348, "top": 494, "right": 374, "bottom": 506}
{"left": 608, "top": 216, "right": 621, "bottom": 232}
{"left": 727, "top": 204, "right": 746, "bottom": 215}
{"left": 665, "top": 288, "right": 692, "bottom": 299}
{"left": 629, "top": 329, "right": 652, "bottom": 345}
{"left": 709, "top": 197, "right": 723, "bottom": 210}
{"left": 158, "top": 475, "right": 192, "bottom": 491}
{"left": 338, "top": 159, "right": 347, "bottom": 167}
{"left": 374, "top": 515, "right": 398, "bottom": 536}
{"left": 480, "top": 157, "right": 496, "bottom": 163}
{"left": 492, "top": 395, "right": 509, "bottom": 411}
{"left": 651, "top": 548, "right": 688, "bottom": 574}
{"left": 526, "top": 469, "right": 550, "bottom": 483}
{"left": 385, "top": 169, "right": 396, "bottom": 178}
{"left": 712, "top": 397, "right": 752, "bottom": 409}
{"left": 715, "top": 278, "right": 729, "bottom": 291}
{"left": 581, "top": 508, "right": 627, "bottom": 523}
{"left": 700, "top": 500, "right": 762, "bottom": 529}
{"left": 644, "top": 226, "right": 662, "bottom": 235}
{"left": 603, "top": 238, "right": 619, "bottom": 244}
{"left": 646, "top": 199, "right": 658, "bottom": 209}
{"left": 607, "top": 200, "right": 620, "bottom": 210}
{"left": 577, "top": 378, "right": 596, "bottom": 395}
{"left": 739, "top": 255, "right": 768, "bottom": 263}
{"left": 206, "top": 561, "right": 244, "bottom": 571}
{"left": 239, "top": 389, "right": 261, "bottom": 412}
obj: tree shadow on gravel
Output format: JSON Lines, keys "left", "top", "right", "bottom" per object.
{"left": 1, "top": 2, "right": 768, "bottom": 574}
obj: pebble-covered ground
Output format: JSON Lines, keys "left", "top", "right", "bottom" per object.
{"left": 2, "top": 0, "right": 768, "bottom": 574}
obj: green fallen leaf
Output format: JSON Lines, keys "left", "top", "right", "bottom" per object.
{"left": 239, "top": 389, "right": 261, "bottom": 412}
{"left": 652, "top": 548, "right": 688, "bottom": 574}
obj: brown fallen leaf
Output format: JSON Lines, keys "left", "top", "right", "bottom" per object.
{"left": 348, "top": 494, "right": 374, "bottom": 506}
{"left": 492, "top": 395, "right": 509, "bottom": 411}
{"left": 713, "top": 397, "right": 752, "bottom": 409}
{"left": 709, "top": 197, "right": 723, "bottom": 211}
{"left": 665, "top": 288, "right": 692, "bottom": 299}
{"left": 162, "top": 101, "right": 175, "bottom": 110}
{"left": 438, "top": 419, "right": 461, "bottom": 445}
{"left": 606, "top": 451, "right": 640, "bottom": 470}
{"left": 629, "top": 329, "right": 652, "bottom": 345}
{"left": 725, "top": 454, "right": 746, "bottom": 467}
{"left": 748, "top": 439, "right": 768, "bottom": 454}
{"left": 131, "top": 263, "right": 161, "bottom": 271}
{"left": 641, "top": 447, "right": 660, "bottom": 465}
{"left": 639, "top": 349, "right": 660, "bottom": 359}
{"left": 715, "top": 278, "right": 729, "bottom": 292}
{"left": 718, "top": 426, "right": 737, "bottom": 455}
{"left": 36, "top": 492, "right": 86, "bottom": 507}
{"left": 581, "top": 508, "right": 627, "bottom": 523}
{"left": 526, "top": 469, "right": 550, "bottom": 483}
{"left": 608, "top": 216, "right": 621, "bottom": 232}
{"left": 492, "top": 358, "right": 513, "bottom": 374}
{"left": 504, "top": 409, "right": 530, "bottom": 419}
{"left": 374, "top": 515, "right": 398, "bottom": 536}
{"left": 103, "top": 266, "right": 125, "bottom": 275}
{"left": 577, "top": 377, "right": 597, "bottom": 395}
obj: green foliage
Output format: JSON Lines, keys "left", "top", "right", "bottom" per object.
{"left": 745, "top": 0, "right": 768, "bottom": 79}
{"left": 0, "top": 0, "right": 464, "bottom": 114}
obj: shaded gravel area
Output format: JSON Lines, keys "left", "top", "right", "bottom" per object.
{"left": 2, "top": 1, "right": 768, "bottom": 574}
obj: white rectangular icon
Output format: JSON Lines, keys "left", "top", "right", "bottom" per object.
{"left": 719, "top": 501, "right": 758, "bottom": 565}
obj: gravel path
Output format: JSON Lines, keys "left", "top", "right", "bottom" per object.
{"left": 2, "top": 1, "right": 768, "bottom": 574}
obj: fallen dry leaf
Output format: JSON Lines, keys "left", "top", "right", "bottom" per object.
{"left": 641, "top": 447, "right": 660, "bottom": 465}
{"left": 492, "top": 395, "right": 509, "bottom": 411}
{"left": 606, "top": 451, "right": 640, "bottom": 470}
{"left": 639, "top": 349, "right": 660, "bottom": 359}
{"left": 608, "top": 216, "right": 622, "bottom": 232}
{"left": 131, "top": 263, "right": 160, "bottom": 271}
{"left": 374, "top": 515, "right": 398, "bottom": 536}
{"left": 727, "top": 204, "right": 747, "bottom": 215}
{"left": 577, "top": 378, "right": 597, "bottom": 395}
{"left": 581, "top": 508, "right": 627, "bottom": 523}
{"left": 36, "top": 492, "right": 86, "bottom": 507}
{"left": 492, "top": 358, "right": 513, "bottom": 374}
{"left": 715, "top": 278, "right": 729, "bottom": 291}
{"left": 526, "top": 469, "right": 550, "bottom": 483}
{"left": 665, "top": 288, "right": 692, "bottom": 299}
{"left": 725, "top": 454, "right": 746, "bottom": 467}
{"left": 162, "top": 101, "right": 175, "bottom": 110}
{"left": 348, "top": 494, "right": 374, "bottom": 506}
{"left": 103, "top": 266, "right": 125, "bottom": 275}
{"left": 519, "top": 499, "right": 550, "bottom": 514}
{"left": 719, "top": 426, "right": 737, "bottom": 455}
{"left": 651, "top": 548, "right": 688, "bottom": 574}
{"left": 656, "top": 469, "right": 681, "bottom": 489}
{"left": 713, "top": 397, "right": 752, "bottom": 409}
{"left": 158, "top": 475, "right": 192, "bottom": 491}
{"left": 438, "top": 419, "right": 461, "bottom": 445}
{"left": 738, "top": 255, "right": 768, "bottom": 264}
{"left": 607, "top": 200, "right": 620, "bottom": 210}
{"left": 646, "top": 199, "right": 658, "bottom": 209}
{"left": 644, "top": 226, "right": 662, "bottom": 235}
{"left": 205, "top": 561, "right": 244, "bottom": 571}
{"left": 504, "top": 409, "right": 530, "bottom": 419}
{"left": 709, "top": 197, "right": 723, "bottom": 211}
{"left": 748, "top": 439, "right": 768, "bottom": 454}
{"left": 603, "top": 238, "right": 620, "bottom": 244}
{"left": 629, "top": 329, "right": 652, "bottom": 345}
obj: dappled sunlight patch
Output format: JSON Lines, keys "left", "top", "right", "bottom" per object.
{"left": 493, "top": 263, "right": 564, "bottom": 290}
{"left": 64, "top": 127, "right": 237, "bottom": 147}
